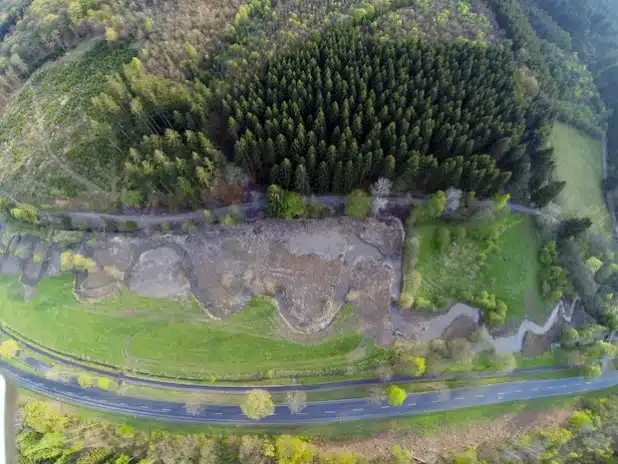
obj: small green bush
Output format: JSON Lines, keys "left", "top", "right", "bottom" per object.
{"left": 121, "top": 190, "right": 143, "bottom": 208}
{"left": 124, "top": 220, "right": 138, "bottom": 231}
{"left": 220, "top": 213, "right": 237, "bottom": 225}
{"left": 398, "top": 293, "right": 414, "bottom": 310}
{"left": 203, "top": 210, "right": 215, "bottom": 224}
{"left": 182, "top": 220, "right": 197, "bottom": 233}
{"left": 160, "top": 222, "right": 171, "bottom": 233}
{"left": 345, "top": 189, "right": 370, "bottom": 217}
{"left": 434, "top": 227, "right": 451, "bottom": 251}
{"left": 10, "top": 203, "right": 38, "bottom": 224}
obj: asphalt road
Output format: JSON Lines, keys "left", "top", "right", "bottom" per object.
{"left": 5, "top": 359, "right": 618, "bottom": 424}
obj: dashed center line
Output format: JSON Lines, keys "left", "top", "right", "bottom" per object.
{"left": 532, "top": 388, "right": 538, "bottom": 391}
{"left": 381, "top": 405, "right": 390, "bottom": 409}
{"left": 432, "top": 400, "right": 440, "bottom": 403}
{"left": 455, "top": 397, "right": 464, "bottom": 400}
{"left": 408, "top": 402, "right": 416, "bottom": 406}
{"left": 476, "top": 394, "right": 485, "bottom": 398}
{"left": 212, "top": 412, "right": 223, "bottom": 416}
{"left": 353, "top": 408, "right": 364, "bottom": 412}
{"left": 325, "top": 410, "right": 335, "bottom": 414}
{"left": 515, "top": 390, "right": 523, "bottom": 393}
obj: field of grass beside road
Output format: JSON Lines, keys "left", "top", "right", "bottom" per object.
{"left": 413, "top": 215, "right": 554, "bottom": 323}
{"left": 0, "top": 274, "right": 372, "bottom": 380}
{"left": 551, "top": 122, "right": 612, "bottom": 237}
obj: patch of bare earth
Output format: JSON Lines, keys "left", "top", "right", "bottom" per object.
{"left": 318, "top": 408, "right": 572, "bottom": 463}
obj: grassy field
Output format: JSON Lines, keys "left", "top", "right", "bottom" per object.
{"left": 414, "top": 215, "right": 554, "bottom": 323}
{"left": 0, "top": 275, "right": 374, "bottom": 380}
{"left": 551, "top": 122, "right": 612, "bottom": 236}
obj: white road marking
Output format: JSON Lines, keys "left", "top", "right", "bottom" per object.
{"left": 212, "top": 412, "right": 223, "bottom": 416}
{"left": 298, "top": 412, "right": 308, "bottom": 415}
{"left": 585, "top": 381, "right": 592, "bottom": 385}
{"left": 353, "top": 408, "right": 364, "bottom": 412}
{"left": 432, "top": 400, "right": 440, "bottom": 403}
{"left": 161, "top": 408, "right": 171, "bottom": 412}
{"left": 455, "top": 397, "right": 464, "bottom": 400}
{"left": 476, "top": 394, "right": 485, "bottom": 398}
{"left": 515, "top": 390, "right": 523, "bottom": 393}
{"left": 408, "top": 402, "right": 416, "bottom": 406}
{"left": 381, "top": 405, "right": 390, "bottom": 409}
{"left": 532, "top": 388, "right": 538, "bottom": 391}
{"left": 325, "top": 410, "right": 335, "bottom": 414}
{"left": 547, "top": 386, "right": 553, "bottom": 390}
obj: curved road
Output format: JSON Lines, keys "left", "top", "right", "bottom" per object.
{"left": 5, "top": 359, "right": 618, "bottom": 424}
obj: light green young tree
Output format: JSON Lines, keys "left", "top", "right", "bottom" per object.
{"left": 241, "top": 389, "right": 275, "bottom": 419}
{"left": 387, "top": 385, "right": 407, "bottom": 406}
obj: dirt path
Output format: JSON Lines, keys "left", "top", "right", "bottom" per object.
{"left": 393, "top": 300, "right": 572, "bottom": 354}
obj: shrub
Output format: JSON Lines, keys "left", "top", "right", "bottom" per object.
{"left": 104, "top": 219, "right": 119, "bottom": 232}
{"left": 124, "top": 220, "right": 138, "bottom": 231}
{"left": 404, "top": 356, "right": 426, "bottom": 376}
{"left": 586, "top": 256, "right": 604, "bottom": 273}
{"left": 581, "top": 363, "right": 602, "bottom": 378}
{"left": 182, "top": 220, "right": 197, "bottom": 232}
{"left": 160, "top": 222, "right": 171, "bottom": 233}
{"left": 77, "top": 373, "right": 96, "bottom": 388}
{"left": 220, "top": 213, "right": 237, "bottom": 225}
{"left": 61, "top": 216, "right": 73, "bottom": 230}
{"left": 345, "top": 189, "right": 370, "bottom": 217}
{"left": 10, "top": 203, "right": 38, "bottom": 224}
{"left": 121, "top": 190, "right": 143, "bottom": 208}
{"left": 398, "top": 293, "right": 414, "bottom": 310}
{"left": 434, "top": 226, "right": 451, "bottom": 251}
{"left": 560, "top": 327, "right": 579, "bottom": 348}
{"left": 453, "top": 226, "right": 467, "bottom": 242}
{"left": 306, "top": 198, "right": 331, "bottom": 218}
{"left": 203, "top": 210, "right": 215, "bottom": 224}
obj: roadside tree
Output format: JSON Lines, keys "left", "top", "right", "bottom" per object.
{"left": 286, "top": 390, "right": 307, "bottom": 414}
{"left": 387, "top": 385, "right": 407, "bottom": 406}
{"left": 241, "top": 389, "right": 275, "bottom": 419}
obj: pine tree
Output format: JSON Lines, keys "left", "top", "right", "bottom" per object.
{"left": 280, "top": 158, "right": 292, "bottom": 189}
{"left": 316, "top": 161, "right": 330, "bottom": 194}
{"left": 342, "top": 160, "right": 355, "bottom": 193}
{"left": 383, "top": 155, "right": 396, "bottom": 179}
{"left": 294, "top": 164, "right": 311, "bottom": 195}
{"left": 531, "top": 181, "right": 566, "bottom": 208}
{"left": 264, "top": 138, "right": 276, "bottom": 165}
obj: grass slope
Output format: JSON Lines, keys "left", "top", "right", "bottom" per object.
{"left": 415, "top": 216, "right": 553, "bottom": 323}
{"left": 0, "top": 40, "right": 135, "bottom": 207}
{"left": 0, "top": 275, "right": 368, "bottom": 379}
{"left": 551, "top": 122, "right": 612, "bottom": 236}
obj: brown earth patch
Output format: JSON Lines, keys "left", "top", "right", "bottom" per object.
{"left": 520, "top": 317, "right": 565, "bottom": 357}
{"left": 441, "top": 315, "right": 477, "bottom": 340}
{"left": 174, "top": 217, "right": 402, "bottom": 337}
{"left": 317, "top": 408, "right": 572, "bottom": 463}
